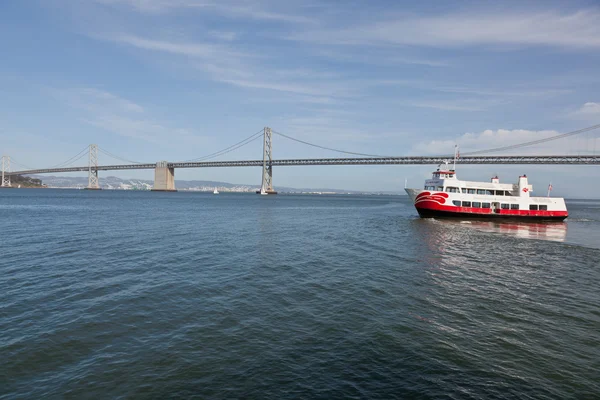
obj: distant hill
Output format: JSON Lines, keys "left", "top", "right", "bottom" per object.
{"left": 4, "top": 175, "right": 45, "bottom": 188}
{"left": 32, "top": 175, "right": 402, "bottom": 194}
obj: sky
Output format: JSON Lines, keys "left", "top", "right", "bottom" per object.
{"left": 1, "top": 0, "right": 600, "bottom": 196}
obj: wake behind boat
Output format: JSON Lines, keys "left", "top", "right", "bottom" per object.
{"left": 405, "top": 162, "right": 567, "bottom": 221}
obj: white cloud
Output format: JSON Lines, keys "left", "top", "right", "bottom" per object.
{"left": 290, "top": 10, "right": 600, "bottom": 49}
{"left": 571, "top": 102, "right": 600, "bottom": 120}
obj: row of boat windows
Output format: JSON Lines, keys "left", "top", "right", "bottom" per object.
{"left": 424, "top": 186, "right": 512, "bottom": 196}
{"left": 452, "top": 201, "right": 492, "bottom": 208}
{"left": 451, "top": 200, "right": 548, "bottom": 210}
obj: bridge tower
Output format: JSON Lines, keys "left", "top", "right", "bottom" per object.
{"left": 259, "top": 127, "right": 277, "bottom": 194}
{"left": 1, "top": 155, "right": 11, "bottom": 188}
{"left": 86, "top": 144, "right": 101, "bottom": 190}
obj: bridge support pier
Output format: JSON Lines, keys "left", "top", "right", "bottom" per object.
{"left": 85, "top": 144, "right": 101, "bottom": 190}
{"left": 152, "top": 161, "right": 177, "bottom": 192}
{"left": 257, "top": 127, "right": 277, "bottom": 194}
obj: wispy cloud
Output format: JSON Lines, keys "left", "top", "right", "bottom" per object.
{"left": 208, "top": 30, "right": 237, "bottom": 41}
{"left": 54, "top": 87, "right": 202, "bottom": 145}
{"left": 104, "top": 33, "right": 355, "bottom": 98}
{"left": 312, "top": 49, "right": 450, "bottom": 68}
{"left": 289, "top": 9, "right": 600, "bottom": 49}
{"left": 111, "top": 34, "right": 246, "bottom": 60}
{"left": 211, "top": 3, "right": 314, "bottom": 24}
{"left": 401, "top": 100, "right": 490, "bottom": 112}
{"left": 54, "top": 87, "right": 145, "bottom": 114}
{"left": 83, "top": 115, "right": 197, "bottom": 144}
{"left": 373, "top": 80, "right": 569, "bottom": 99}
{"left": 93, "top": 0, "right": 314, "bottom": 23}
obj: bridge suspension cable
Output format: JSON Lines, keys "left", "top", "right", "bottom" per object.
{"left": 181, "top": 129, "right": 264, "bottom": 162}
{"left": 98, "top": 147, "right": 142, "bottom": 164}
{"left": 461, "top": 123, "right": 600, "bottom": 156}
{"left": 272, "top": 130, "right": 389, "bottom": 157}
{"left": 47, "top": 146, "right": 90, "bottom": 169}
{"left": 10, "top": 158, "right": 36, "bottom": 171}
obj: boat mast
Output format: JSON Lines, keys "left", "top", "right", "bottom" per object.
{"left": 453, "top": 145, "right": 458, "bottom": 171}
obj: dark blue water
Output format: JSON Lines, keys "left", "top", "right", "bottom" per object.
{"left": 1, "top": 190, "right": 599, "bottom": 399}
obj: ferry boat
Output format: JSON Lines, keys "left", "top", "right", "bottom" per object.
{"left": 405, "top": 162, "right": 568, "bottom": 220}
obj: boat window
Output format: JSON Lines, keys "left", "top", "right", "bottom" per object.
{"left": 424, "top": 186, "right": 435, "bottom": 190}
{"left": 437, "top": 186, "right": 444, "bottom": 191}
{"left": 496, "top": 190, "right": 504, "bottom": 196}
{"left": 529, "top": 204, "right": 538, "bottom": 210}
{"left": 467, "top": 189, "right": 476, "bottom": 194}
{"left": 511, "top": 204, "right": 519, "bottom": 210}
{"left": 482, "top": 202, "right": 491, "bottom": 208}
{"left": 477, "top": 189, "right": 486, "bottom": 195}
{"left": 446, "top": 187, "right": 459, "bottom": 193}
{"left": 472, "top": 202, "right": 481, "bottom": 208}
{"left": 452, "top": 200, "right": 461, "bottom": 206}
{"left": 461, "top": 188, "right": 467, "bottom": 193}
{"left": 501, "top": 204, "right": 510, "bottom": 209}
{"left": 486, "top": 190, "right": 494, "bottom": 195}
{"left": 462, "top": 201, "right": 472, "bottom": 207}
{"left": 539, "top": 205, "right": 548, "bottom": 211}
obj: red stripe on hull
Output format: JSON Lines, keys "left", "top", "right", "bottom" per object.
{"left": 415, "top": 200, "right": 567, "bottom": 220}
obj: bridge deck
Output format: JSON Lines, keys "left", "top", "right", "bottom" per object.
{"left": 7, "top": 155, "right": 600, "bottom": 176}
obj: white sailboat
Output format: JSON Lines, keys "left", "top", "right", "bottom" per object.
{"left": 213, "top": 187, "right": 219, "bottom": 195}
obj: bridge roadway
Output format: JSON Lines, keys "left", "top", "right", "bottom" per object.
{"left": 7, "top": 155, "right": 600, "bottom": 176}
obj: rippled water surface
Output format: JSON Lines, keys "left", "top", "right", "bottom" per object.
{"left": 1, "top": 190, "right": 599, "bottom": 399}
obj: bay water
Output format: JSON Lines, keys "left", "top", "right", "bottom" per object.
{"left": 1, "top": 190, "right": 599, "bottom": 398}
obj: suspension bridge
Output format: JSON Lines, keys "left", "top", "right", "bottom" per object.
{"left": 2, "top": 125, "right": 600, "bottom": 193}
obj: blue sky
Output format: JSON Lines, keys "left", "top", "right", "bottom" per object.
{"left": 1, "top": 0, "right": 600, "bottom": 195}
